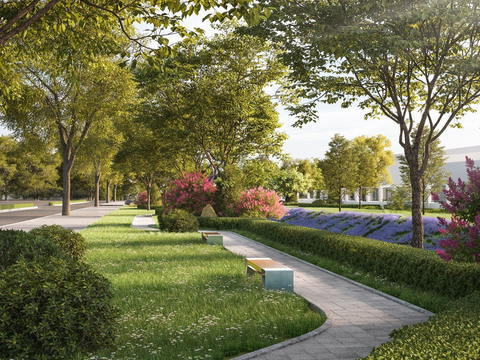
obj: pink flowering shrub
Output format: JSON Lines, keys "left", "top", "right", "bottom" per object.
{"left": 433, "top": 157, "right": 480, "bottom": 264}
{"left": 162, "top": 172, "right": 216, "bottom": 216}
{"left": 229, "top": 187, "right": 287, "bottom": 219}
{"left": 134, "top": 190, "right": 148, "bottom": 205}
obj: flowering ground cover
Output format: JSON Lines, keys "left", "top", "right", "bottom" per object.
{"left": 280, "top": 208, "right": 443, "bottom": 250}
{"left": 80, "top": 207, "right": 323, "bottom": 360}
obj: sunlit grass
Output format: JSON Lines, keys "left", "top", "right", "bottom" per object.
{"left": 79, "top": 207, "right": 324, "bottom": 360}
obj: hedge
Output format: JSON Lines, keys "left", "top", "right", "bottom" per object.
{"left": 198, "top": 217, "right": 480, "bottom": 298}
{"left": 363, "top": 291, "right": 480, "bottom": 359}
{"left": 0, "top": 203, "right": 35, "bottom": 211}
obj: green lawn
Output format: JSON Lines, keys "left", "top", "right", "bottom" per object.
{"left": 289, "top": 205, "right": 451, "bottom": 219}
{"left": 79, "top": 207, "right": 324, "bottom": 359}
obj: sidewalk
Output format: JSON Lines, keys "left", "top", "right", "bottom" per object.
{"left": 0, "top": 201, "right": 125, "bottom": 232}
{"left": 218, "top": 231, "right": 433, "bottom": 360}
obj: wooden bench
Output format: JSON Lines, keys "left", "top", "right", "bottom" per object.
{"left": 245, "top": 258, "right": 294, "bottom": 292}
{"left": 201, "top": 232, "right": 223, "bottom": 245}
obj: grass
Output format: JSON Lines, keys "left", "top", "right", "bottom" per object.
{"left": 79, "top": 207, "right": 324, "bottom": 360}
{"left": 233, "top": 229, "right": 455, "bottom": 314}
{"left": 0, "top": 202, "right": 34, "bottom": 210}
{"left": 49, "top": 199, "right": 88, "bottom": 206}
{"left": 288, "top": 205, "right": 452, "bottom": 219}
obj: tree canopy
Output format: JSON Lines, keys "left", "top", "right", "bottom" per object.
{"left": 253, "top": 0, "right": 480, "bottom": 247}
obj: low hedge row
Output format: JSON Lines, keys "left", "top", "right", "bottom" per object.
{"left": 197, "top": 217, "right": 480, "bottom": 298}
{"left": 0, "top": 203, "right": 35, "bottom": 210}
{"left": 364, "top": 291, "right": 480, "bottom": 359}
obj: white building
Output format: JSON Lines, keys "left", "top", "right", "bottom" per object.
{"left": 298, "top": 145, "right": 480, "bottom": 209}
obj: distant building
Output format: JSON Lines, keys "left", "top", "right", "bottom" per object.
{"left": 298, "top": 145, "right": 480, "bottom": 209}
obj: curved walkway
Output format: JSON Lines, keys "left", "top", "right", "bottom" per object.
{"left": 219, "top": 231, "right": 433, "bottom": 360}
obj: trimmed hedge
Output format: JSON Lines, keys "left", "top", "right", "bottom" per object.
{"left": 0, "top": 203, "right": 35, "bottom": 211}
{"left": 198, "top": 217, "right": 480, "bottom": 298}
{"left": 162, "top": 209, "right": 199, "bottom": 232}
{"left": 364, "top": 291, "right": 480, "bottom": 359}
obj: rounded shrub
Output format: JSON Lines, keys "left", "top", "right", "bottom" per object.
{"left": 0, "top": 229, "right": 63, "bottom": 271}
{"left": 0, "top": 257, "right": 118, "bottom": 359}
{"left": 161, "top": 209, "right": 199, "bottom": 233}
{"left": 30, "top": 225, "right": 87, "bottom": 261}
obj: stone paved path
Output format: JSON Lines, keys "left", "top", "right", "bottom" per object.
{"left": 218, "top": 231, "right": 433, "bottom": 360}
{"left": 130, "top": 214, "right": 158, "bottom": 231}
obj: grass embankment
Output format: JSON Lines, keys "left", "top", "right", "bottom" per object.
{"left": 0, "top": 203, "right": 34, "bottom": 210}
{"left": 80, "top": 207, "right": 324, "bottom": 360}
{"left": 289, "top": 205, "right": 451, "bottom": 219}
{"left": 49, "top": 199, "right": 88, "bottom": 206}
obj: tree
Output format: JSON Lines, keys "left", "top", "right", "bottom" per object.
{"left": 11, "top": 140, "right": 60, "bottom": 200}
{"left": 253, "top": 0, "right": 480, "bottom": 248}
{"left": 352, "top": 135, "right": 395, "bottom": 208}
{"left": 271, "top": 168, "right": 311, "bottom": 202}
{"left": 284, "top": 158, "right": 324, "bottom": 198}
{"left": 0, "top": 0, "right": 268, "bottom": 48}
{"left": 320, "top": 134, "right": 357, "bottom": 211}
{"left": 399, "top": 128, "right": 450, "bottom": 215}
{"left": 0, "top": 136, "right": 18, "bottom": 200}
{"left": 241, "top": 156, "right": 281, "bottom": 190}
{"left": 140, "top": 25, "right": 288, "bottom": 177}
{"left": 1, "top": 56, "right": 136, "bottom": 215}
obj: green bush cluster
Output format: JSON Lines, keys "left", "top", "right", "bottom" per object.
{"left": 30, "top": 225, "right": 87, "bottom": 261}
{"left": 0, "top": 228, "right": 118, "bottom": 359}
{"left": 364, "top": 291, "right": 480, "bottom": 359}
{"left": 305, "top": 200, "right": 383, "bottom": 209}
{"left": 161, "top": 209, "right": 199, "bottom": 232}
{"left": 0, "top": 229, "right": 63, "bottom": 271}
{"left": 198, "top": 217, "right": 480, "bottom": 298}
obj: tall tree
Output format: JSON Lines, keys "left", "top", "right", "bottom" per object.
{"left": 320, "top": 134, "right": 357, "bottom": 211}
{"left": 399, "top": 128, "right": 450, "bottom": 215}
{"left": 253, "top": 0, "right": 480, "bottom": 248}
{"left": 1, "top": 57, "right": 136, "bottom": 215}
{"left": 351, "top": 135, "right": 395, "bottom": 208}
{"left": 140, "top": 25, "right": 289, "bottom": 177}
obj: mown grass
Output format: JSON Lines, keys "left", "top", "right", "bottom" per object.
{"left": 234, "top": 229, "right": 455, "bottom": 314}
{"left": 79, "top": 207, "right": 324, "bottom": 360}
{"left": 288, "top": 205, "right": 451, "bottom": 219}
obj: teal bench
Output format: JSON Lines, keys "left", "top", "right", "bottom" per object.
{"left": 245, "top": 258, "right": 294, "bottom": 292}
{"left": 201, "top": 231, "right": 223, "bottom": 245}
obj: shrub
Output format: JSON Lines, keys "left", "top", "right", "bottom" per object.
{"left": 433, "top": 157, "right": 480, "bottom": 264}
{"left": 161, "top": 209, "right": 199, "bottom": 232}
{"left": 229, "top": 187, "right": 287, "bottom": 219}
{"left": 0, "top": 229, "right": 63, "bottom": 271}
{"left": 364, "top": 291, "right": 480, "bottom": 359}
{"left": 197, "top": 217, "right": 480, "bottom": 298}
{"left": 214, "top": 165, "right": 245, "bottom": 215}
{"left": 30, "top": 225, "right": 87, "bottom": 261}
{"left": 162, "top": 172, "right": 216, "bottom": 215}
{"left": 134, "top": 190, "right": 148, "bottom": 205}
{"left": 0, "top": 257, "right": 118, "bottom": 359}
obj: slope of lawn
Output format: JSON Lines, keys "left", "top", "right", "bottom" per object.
{"left": 79, "top": 207, "right": 324, "bottom": 360}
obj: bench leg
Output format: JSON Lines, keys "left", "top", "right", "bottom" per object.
{"left": 263, "top": 269, "right": 294, "bottom": 292}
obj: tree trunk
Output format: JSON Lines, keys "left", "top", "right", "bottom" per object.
{"left": 147, "top": 184, "right": 151, "bottom": 211}
{"left": 113, "top": 184, "right": 117, "bottom": 202}
{"left": 358, "top": 187, "right": 362, "bottom": 209}
{"left": 410, "top": 173, "right": 424, "bottom": 249}
{"left": 338, "top": 187, "right": 342, "bottom": 212}
{"left": 94, "top": 171, "right": 101, "bottom": 207}
{"left": 106, "top": 179, "right": 111, "bottom": 203}
{"left": 62, "top": 156, "right": 73, "bottom": 216}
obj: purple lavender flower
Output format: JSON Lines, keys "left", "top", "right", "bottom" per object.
{"left": 277, "top": 208, "right": 446, "bottom": 251}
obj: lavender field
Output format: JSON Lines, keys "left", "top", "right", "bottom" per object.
{"left": 279, "top": 208, "right": 445, "bottom": 251}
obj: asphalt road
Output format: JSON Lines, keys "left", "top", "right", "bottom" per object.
{"left": 0, "top": 200, "right": 94, "bottom": 227}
